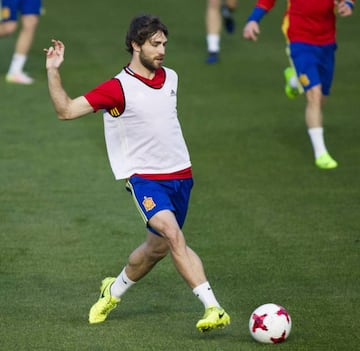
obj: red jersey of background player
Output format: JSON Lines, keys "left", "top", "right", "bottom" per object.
{"left": 254, "top": 0, "right": 355, "bottom": 45}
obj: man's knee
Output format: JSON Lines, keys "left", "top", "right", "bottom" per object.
{"left": 306, "top": 85, "right": 323, "bottom": 102}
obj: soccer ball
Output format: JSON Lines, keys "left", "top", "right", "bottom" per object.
{"left": 249, "top": 303, "right": 292, "bottom": 344}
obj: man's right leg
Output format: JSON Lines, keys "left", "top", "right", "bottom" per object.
{"left": 122, "top": 231, "right": 169, "bottom": 282}
{"left": 89, "top": 232, "right": 169, "bottom": 324}
{"left": 206, "top": 0, "right": 221, "bottom": 64}
{"left": 305, "top": 86, "right": 338, "bottom": 169}
{"left": 6, "top": 15, "right": 39, "bottom": 84}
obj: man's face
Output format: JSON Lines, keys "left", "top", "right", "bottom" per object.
{"left": 139, "top": 31, "right": 167, "bottom": 72}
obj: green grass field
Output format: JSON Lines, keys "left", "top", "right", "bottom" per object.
{"left": 1, "top": 1, "right": 359, "bottom": 350}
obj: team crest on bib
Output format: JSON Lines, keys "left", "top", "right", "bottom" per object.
{"left": 143, "top": 196, "right": 156, "bottom": 211}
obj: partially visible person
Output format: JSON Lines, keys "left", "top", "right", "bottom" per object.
{"left": 44, "top": 14, "right": 230, "bottom": 332}
{"left": 0, "top": 0, "right": 42, "bottom": 84}
{"left": 206, "top": 0, "right": 238, "bottom": 64}
{"left": 243, "top": 0, "right": 355, "bottom": 169}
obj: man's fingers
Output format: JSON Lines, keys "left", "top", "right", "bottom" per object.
{"left": 44, "top": 46, "right": 54, "bottom": 55}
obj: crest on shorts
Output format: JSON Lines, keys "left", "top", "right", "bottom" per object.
{"left": 143, "top": 196, "right": 156, "bottom": 211}
{"left": 299, "top": 74, "right": 310, "bottom": 87}
{"left": 1, "top": 7, "right": 11, "bottom": 20}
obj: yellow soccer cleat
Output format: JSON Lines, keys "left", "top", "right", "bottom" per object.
{"left": 196, "top": 306, "right": 230, "bottom": 332}
{"left": 315, "top": 152, "right": 338, "bottom": 169}
{"left": 284, "top": 67, "right": 299, "bottom": 99}
{"left": 89, "top": 277, "right": 120, "bottom": 324}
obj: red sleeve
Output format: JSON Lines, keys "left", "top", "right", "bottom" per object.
{"left": 84, "top": 78, "right": 125, "bottom": 115}
{"left": 255, "top": 0, "right": 276, "bottom": 11}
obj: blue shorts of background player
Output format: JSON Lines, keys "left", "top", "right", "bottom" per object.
{"left": 126, "top": 176, "right": 194, "bottom": 236}
{"left": 289, "top": 42, "right": 337, "bottom": 96}
{"left": 1, "top": 0, "right": 42, "bottom": 22}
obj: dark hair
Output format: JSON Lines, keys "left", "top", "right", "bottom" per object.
{"left": 125, "top": 15, "right": 168, "bottom": 54}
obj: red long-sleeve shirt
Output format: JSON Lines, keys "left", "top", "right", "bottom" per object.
{"left": 255, "top": 0, "right": 355, "bottom": 45}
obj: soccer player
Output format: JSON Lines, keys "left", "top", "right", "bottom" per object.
{"left": 205, "top": 0, "right": 238, "bottom": 64}
{"left": 0, "top": 0, "right": 42, "bottom": 84}
{"left": 44, "top": 15, "right": 230, "bottom": 332}
{"left": 243, "top": 0, "right": 355, "bottom": 169}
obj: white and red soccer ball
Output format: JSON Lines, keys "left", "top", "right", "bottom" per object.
{"left": 249, "top": 303, "right": 292, "bottom": 344}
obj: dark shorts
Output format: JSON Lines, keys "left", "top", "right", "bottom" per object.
{"left": 288, "top": 42, "right": 337, "bottom": 96}
{"left": 1, "top": 0, "right": 42, "bottom": 21}
{"left": 126, "top": 176, "right": 194, "bottom": 236}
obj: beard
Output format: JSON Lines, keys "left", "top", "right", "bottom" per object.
{"left": 139, "top": 50, "right": 163, "bottom": 72}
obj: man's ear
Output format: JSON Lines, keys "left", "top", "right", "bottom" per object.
{"left": 132, "top": 41, "right": 141, "bottom": 53}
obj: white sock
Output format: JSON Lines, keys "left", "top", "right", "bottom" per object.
{"left": 206, "top": 34, "right": 220, "bottom": 53}
{"left": 8, "top": 53, "right": 27, "bottom": 75}
{"left": 110, "top": 267, "right": 136, "bottom": 298}
{"left": 193, "top": 281, "right": 220, "bottom": 308}
{"left": 308, "top": 127, "right": 327, "bottom": 158}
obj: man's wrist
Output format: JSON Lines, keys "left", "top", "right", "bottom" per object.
{"left": 47, "top": 67, "right": 60, "bottom": 74}
{"left": 247, "top": 7, "right": 267, "bottom": 23}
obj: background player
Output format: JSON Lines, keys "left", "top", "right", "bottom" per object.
{"left": 205, "top": 0, "right": 237, "bottom": 64}
{"left": 243, "top": 0, "right": 355, "bottom": 169}
{"left": 0, "top": 0, "right": 42, "bottom": 84}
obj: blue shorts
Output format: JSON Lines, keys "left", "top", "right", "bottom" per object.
{"left": 126, "top": 176, "right": 194, "bottom": 236}
{"left": 1, "top": 0, "right": 42, "bottom": 21}
{"left": 288, "top": 42, "right": 337, "bottom": 96}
